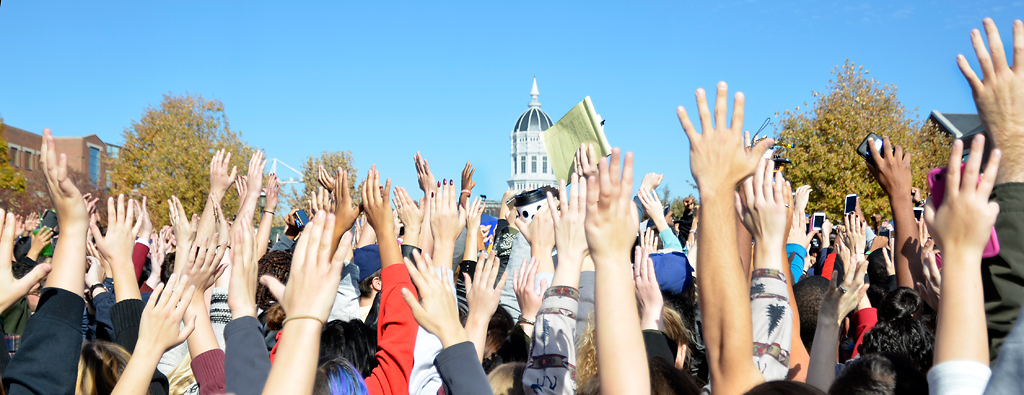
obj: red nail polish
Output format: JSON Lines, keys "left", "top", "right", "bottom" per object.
{"left": 431, "top": 192, "right": 435, "bottom": 198}
{"left": 437, "top": 181, "right": 441, "bottom": 187}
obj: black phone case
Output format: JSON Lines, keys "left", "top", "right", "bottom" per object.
{"left": 40, "top": 210, "right": 58, "bottom": 232}
{"left": 856, "top": 133, "right": 883, "bottom": 167}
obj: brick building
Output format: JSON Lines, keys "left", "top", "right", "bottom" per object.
{"left": 2, "top": 123, "right": 119, "bottom": 191}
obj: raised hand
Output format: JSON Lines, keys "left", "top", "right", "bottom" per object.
{"left": 736, "top": 158, "right": 789, "bottom": 247}
{"left": 430, "top": 179, "right": 466, "bottom": 267}
{"left": 916, "top": 239, "right": 942, "bottom": 311}
{"left": 546, "top": 174, "right": 589, "bottom": 273}
{"left": 867, "top": 136, "right": 913, "bottom": 201}
{"left": 793, "top": 185, "right": 813, "bottom": 215}
{"left": 926, "top": 133, "right": 1003, "bottom": 366}
{"left": 634, "top": 247, "right": 663, "bottom": 331}
{"left": 209, "top": 149, "right": 237, "bottom": 198}
{"left": 360, "top": 166, "right": 403, "bottom": 269}
{"left": 843, "top": 212, "right": 867, "bottom": 258}
{"left": 512, "top": 257, "right": 546, "bottom": 332}
{"left": 279, "top": 210, "right": 341, "bottom": 322}
{"left": 180, "top": 235, "right": 229, "bottom": 294}
{"left": 640, "top": 227, "right": 658, "bottom": 252}
{"left": 573, "top": 143, "right": 599, "bottom": 180}
{"left": 91, "top": 195, "right": 143, "bottom": 301}
{"left": 807, "top": 257, "right": 868, "bottom": 391}
{"left": 139, "top": 273, "right": 197, "bottom": 351}
{"left": 640, "top": 172, "right": 663, "bottom": 192}
{"left": 331, "top": 168, "right": 361, "bottom": 248}
{"left": 393, "top": 186, "right": 425, "bottom": 248}
{"left": 414, "top": 151, "right": 437, "bottom": 194}
{"left": 40, "top": 129, "right": 89, "bottom": 295}
{"left": 317, "top": 165, "right": 336, "bottom": 193}
{"left": 135, "top": 197, "right": 154, "bottom": 243}
{"left": 958, "top": 19, "right": 1024, "bottom": 183}
{"left": 0, "top": 210, "right": 51, "bottom": 312}
{"left": 264, "top": 173, "right": 280, "bottom": 212}
{"left": 464, "top": 252, "right": 509, "bottom": 360}
{"left": 461, "top": 162, "right": 476, "bottom": 195}
{"left": 638, "top": 187, "right": 670, "bottom": 232}
{"left": 402, "top": 250, "right": 467, "bottom": 347}
{"left": 168, "top": 196, "right": 196, "bottom": 247}
{"left": 26, "top": 226, "right": 53, "bottom": 261}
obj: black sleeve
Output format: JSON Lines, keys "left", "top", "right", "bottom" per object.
{"left": 643, "top": 330, "right": 677, "bottom": 365}
{"left": 3, "top": 288, "right": 85, "bottom": 395}
{"left": 885, "top": 274, "right": 898, "bottom": 292}
{"left": 110, "top": 299, "right": 169, "bottom": 395}
{"left": 91, "top": 291, "right": 117, "bottom": 341}
{"left": 224, "top": 316, "right": 272, "bottom": 395}
{"left": 0, "top": 326, "right": 9, "bottom": 377}
{"left": 678, "top": 211, "right": 695, "bottom": 240}
{"left": 401, "top": 244, "right": 422, "bottom": 261}
{"left": 814, "top": 247, "right": 833, "bottom": 276}
{"left": 435, "top": 341, "right": 494, "bottom": 395}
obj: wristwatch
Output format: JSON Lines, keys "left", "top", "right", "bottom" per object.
{"left": 88, "top": 283, "right": 107, "bottom": 297}
{"left": 517, "top": 314, "right": 535, "bottom": 326}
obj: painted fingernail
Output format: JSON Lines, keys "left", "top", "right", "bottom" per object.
{"left": 431, "top": 192, "right": 435, "bottom": 198}
{"left": 437, "top": 181, "right": 441, "bottom": 187}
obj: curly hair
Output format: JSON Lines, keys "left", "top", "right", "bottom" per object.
{"left": 858, "top": 287, "right": 934, "bottom": 371}
{"left": 256, "top": 250, "right": 293, "bottom": 311}
{"left": 829, "top": 352, "right": 928, "bottom": 395}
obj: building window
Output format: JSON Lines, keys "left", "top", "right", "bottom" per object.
{"left": 25, "top": 152, "right": 33, "bottom": 170}
{"left": 542, "top": 157, "right": 548, "bottom": 173}
{"left": 89, "top": 146, "right": 100, "bottom": 183}
{"left": 531, "top": 156, "right": 537, "bottom": 173}
{"left": 520, "top": 156, "right": 526, "bottom": 174}
{"left": 106, "top": 145, "right": 119, "bottom": 160}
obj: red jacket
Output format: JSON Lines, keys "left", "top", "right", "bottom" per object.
{"left": 367, "top": 264, "right": 419, "bottom": 395}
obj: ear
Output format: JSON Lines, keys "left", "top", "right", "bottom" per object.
{"left": 372, "top": 276, "right": 383, "bottom": 292}
{"left": 675, "top": 344, "right": 688, "bottom": 370}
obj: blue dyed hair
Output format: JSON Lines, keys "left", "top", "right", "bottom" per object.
{"left": 314, "top": 357, "right": 369, "bottom": 395}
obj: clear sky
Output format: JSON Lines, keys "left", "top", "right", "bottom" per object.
{"left": 0, "top": 1, "right": 1020, "bottom": 202}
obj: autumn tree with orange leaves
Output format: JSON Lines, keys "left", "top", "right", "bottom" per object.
{"left": 776, "top": 60, "right": 950, "bottom": 219}
{"left": 110, "top": 93, "right": 255, "bottom": 226}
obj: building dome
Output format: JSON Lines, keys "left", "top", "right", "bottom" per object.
{"left": 513, "top": 107, "right": 553, "bottom": 132}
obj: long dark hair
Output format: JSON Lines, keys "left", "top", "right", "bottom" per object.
{"left": 858, "top": 287, "right": 934, "bottom": 371}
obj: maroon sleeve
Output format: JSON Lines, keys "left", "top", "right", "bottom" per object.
{"left": 132, "top": 242, "right": 149, "bottom": 282}
{"left": 850, "top": 307, "right": 878, "bottom": 359}
{"left": 191, "top": 349, "right": 226, "bottom": 395}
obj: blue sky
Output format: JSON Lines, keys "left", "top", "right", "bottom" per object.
{"left": 0, "top": 1, "right": 1020, "bottom": 202}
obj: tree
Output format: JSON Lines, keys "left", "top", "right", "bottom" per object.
{"left": 0, "top": 119, "right": 27, "bottom": 193}
{"left": 282, "top": 151, "right": 359, "bottom": 213}
{"left": 110, "top": 93, "right": 254, "bottom": 227}
{"left": 776, "top": 60, "right": 950, "bottom": 219}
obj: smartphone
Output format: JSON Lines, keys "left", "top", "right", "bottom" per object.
{"left": 294, "top": 209, "right": 310, "bottom": 229}
{"left": 40, "top": 210, "right": 58, "bottom": 233}
{"left": 914, "top": 207, "right": 924, "bottom": 221}
{"left": 856, "top": 132, "right": 890, "bottom": 167}
{"left": 812, "top": 212, "right": 826, "bottom": 231}
{"left": 844, "top": 194, "right": 858, "bottom": 215}
{"left": 928, "top": 165, "right": 1000, "bottom": 258}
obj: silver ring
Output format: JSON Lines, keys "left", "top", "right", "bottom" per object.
{"left": 837, "top": 286, "right": 847, "bottom": 294}
{"left": 784, "top": 204, "right": 790, "bottom": 208}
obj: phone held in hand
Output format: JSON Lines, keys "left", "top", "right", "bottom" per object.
{"left": 914, "top": 207, "right": 924, "bottom": 221}
{"left": 295, "top": 209, "right": 310, "bottom": 229}
{"left": 812, "top": 212, "right": 826, "bottom": 231}
{"left": 856, "top": 132, "right": 888, "bottom": 167}
{"left": 844, "top": 194, "right": 858, "bottom": 215}
{"left": 40, "top": 210, "right": 58, "bottom": 234}
{"left": 928, "top": 165, "right": 1000, "bottom": 258}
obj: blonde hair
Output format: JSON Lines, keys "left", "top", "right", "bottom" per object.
{"left": 487, "top": 362, "right": 525, "bottom": 395}
{"left": 166, "top": 351, "right": 197, "bottom": 395}
{"left": 575, "top": 314, "right": 598, "bottom": 386}
{"left": 661, "top": 305, "right": 694, "bottom": 368}
{"left": 77, "top": 341, "right": 132, "bottom": 395}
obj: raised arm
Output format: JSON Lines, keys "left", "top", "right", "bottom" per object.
{"left": 806, "top": 247, "right": 868, "bottom": 392}
{"left": 91, "top": 195, "right": 143, "bottom": 302}
{"left": 255, "top": 174, "right": 280, "bottom": 259}
{"left": 464, "top": 253, "right": 508, "bottom": 361}
{"left": 194, "top": 149, "right": 237, "bottom": 249}
{"left": 930, "top": 136, "right": 1000, "bottom": 366}
{"left": 584, "top": 148, "right": 647, "bottom": 395}
{"left": 331, "top": 167, "right": 362, "bottom": 256}
{"left": 680, "top": 82, "right": 774, "bottom": 394}
{"left": 866, "top": 137, "right": 919, "bottom": 289}
{"left": 463, "top": 197, "right": 483, "bottom": 262}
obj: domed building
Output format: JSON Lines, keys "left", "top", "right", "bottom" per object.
{"left": 508, "top": 78, "right": 558, "bottom": 191}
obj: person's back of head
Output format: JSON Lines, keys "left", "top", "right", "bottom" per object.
{"left": 313, "top": 356, "right": 369, "bottom": 395}
{"left": 829, "top": 353, "right": 928, "bottom": 395}
{"left": 577, "top": 357, "right": 700, "bottom": 395}
{"left": 748, "top": 380, "right": 826, "bottom": 395}
{"left": 661, "top": 305, "right": 694, "bottom": 370}
{"left": 482, "top": 306, "right": 515, "bottom": 373}
{"left": 866, "top": 249, "right": 890, "bottom": 287}
{"left": 486, "top": 362, "right": 525, "bottom": 395}
{"left": 794, "top": 276, "right": 830, "bottom": 351}
{"left": 257, "top": 250, "right": 293, "bottom": 311}
{"left": 77, "top": 340, "right": 131, "bottom": 395}
{"left": 319, "top": 319, "right": 377, "bottom": 377}
{"left": 858, "top": 287, "right": 934, "bottom": 371}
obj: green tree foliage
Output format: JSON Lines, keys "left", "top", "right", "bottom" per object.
{"left": 0, "top": 119, "right": 27, "bottom": 194}
{"left": 776, "top": 60, "right": 950, "bottom": 219}
{"left": 111, "top": 93, "right": 254, "bottom": 226}
{"left": 283, "top": 150, "right": 359, "bottom": 213}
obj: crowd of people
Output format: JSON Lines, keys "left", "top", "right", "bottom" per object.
{"left": 1, "top": 17, "right": 1023, "bottom": 395}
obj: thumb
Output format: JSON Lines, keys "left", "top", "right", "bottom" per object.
{"left": 749, "top": 138, "right": 775, "bottom": 163}
{"left": 16, "top": 263, "right": 52, "bottom": 294}
{"left": 177, "top": 315, "right": 198, "bottom": 345}
{"left": 259, "top": 275, "right": 285, "bottom": 302}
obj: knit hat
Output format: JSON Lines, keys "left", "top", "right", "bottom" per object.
{"left": 353, "top": 245, "right": 381, "bottom": 282}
